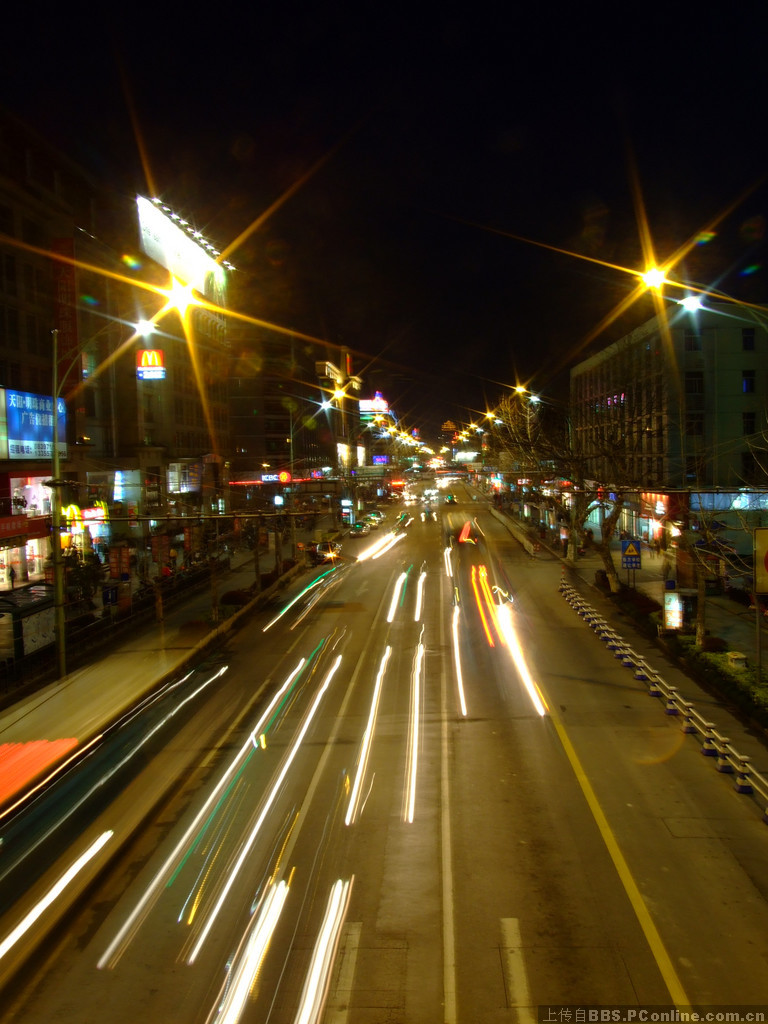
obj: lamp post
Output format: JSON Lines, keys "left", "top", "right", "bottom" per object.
{"left": 48, "top": 328, "right": 68, "bottom": 679}
{"left": 46, "top": 318, "right": 138, "bottom": 678}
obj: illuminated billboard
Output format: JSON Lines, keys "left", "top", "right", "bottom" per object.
{"left": 1, "top": 389, "right": 67, "bottom": 460}
{"left": 136, "top": 196, "right": 227, "bottom": 299}
{"left": 360, "top": 391, "right": 390, "bottom": 416}
{"left": 136, "top": 349, "right": 166, "bottom": 380}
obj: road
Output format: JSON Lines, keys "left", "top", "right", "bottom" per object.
{"left": 4, "top": 483, "right": 768, "bottom": 1022}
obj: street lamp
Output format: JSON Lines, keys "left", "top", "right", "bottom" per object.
{"left": 46, "top": 319, "right": 148, "bottom": 678}
{"left": 47, "top": 328, "right": 68, "bottom": 679}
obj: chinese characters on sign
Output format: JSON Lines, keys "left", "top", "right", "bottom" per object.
{"left": 621, "top": 539, "right": 642, "bottom": 570}
{"left": 4, "top": 389, "right": 67, "bottom": 460}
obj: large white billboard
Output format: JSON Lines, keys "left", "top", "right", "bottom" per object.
{"left": 137, "top": 196, "right": 227, "bottom": 299}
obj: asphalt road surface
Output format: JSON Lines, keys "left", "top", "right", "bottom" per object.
{"left": 4, "top": 484, "right": 768, "bottom": 1023}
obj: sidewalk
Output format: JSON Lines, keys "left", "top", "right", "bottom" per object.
{"left": 547, "top": 532, "right": 768, "bottom": 666}
{"left": 0, "top": 514, "right": 344, "bottom": 809}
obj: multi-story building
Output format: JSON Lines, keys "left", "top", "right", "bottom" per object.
{"left": 570, "top": 299, "right": 768, "bottom": 553}
{"left": 0, "top": 110, "right": 234, "bottom": 582}
{"left": 229, "top": 328, "right": 338, "bottom": 512}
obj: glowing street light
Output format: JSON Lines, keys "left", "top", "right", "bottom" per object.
{"left": 641, "top": 266, "right": 667, "bottom": 289}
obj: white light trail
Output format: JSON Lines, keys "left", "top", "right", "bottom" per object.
{"left": 443, "top": 544, "right": 454, "bottom": 578}
{"left": 497, "top": 605, "right": 548, "bottom": 717}
{"left": 0, "top": 830, "right": 113, "bottom": 963}
{"left": 404, "top": 636, "right": 424, "bottom": 823}
{"left": 345, "top": 647, "right": 391, "bottom": 825}
{"left": 451, "top": 605, "right": 468, "bottom": 717}
{"left": 414, "top": 569, "right": 427, "bottom": 621}
{"left": 98, "top": 658, "right": 309, "bottom": 969}
{"left": 188, "top": 655, "right": 342, "bottom": 964}
{"left": 356, "top": 530, "right": 407, "bottom": 562}
{"left": 249, "top": 659, "right": 306, "bottom": 747}
{"left": 293, "top": 877, "right": 354, "bottom": 1024}
{"left": 386, "top": 572, "right": 407, "bottom": 623}
{"left": 208, "top": 879, "right": 290, "bottom": 1024}
{"left": 262, "top": 575, "right": 332, "bottom": 632}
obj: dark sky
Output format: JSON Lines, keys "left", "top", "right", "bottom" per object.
{"left": 4, "top": 8, "right": 768, "bottom": 437}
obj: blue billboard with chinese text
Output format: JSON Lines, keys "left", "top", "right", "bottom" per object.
{"left": 4, "top": 389, "right": 67, "bottom": 460}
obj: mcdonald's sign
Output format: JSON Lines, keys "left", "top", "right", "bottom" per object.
{"left": 136, "top": 349, "right": 166, "bottom": 380}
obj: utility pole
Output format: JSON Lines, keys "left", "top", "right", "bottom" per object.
{"left": 48, "top": 329, "right": 67, "bottom": 679}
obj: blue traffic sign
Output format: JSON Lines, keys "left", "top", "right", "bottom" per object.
{"left": 621, "top": 539, "right": 642, "bottom": 569}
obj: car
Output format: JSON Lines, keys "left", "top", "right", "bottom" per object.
{"left": 349, "top": 521, "right": 371, "bottom": 536}
{"left": 445, "top": 494, "right": 458, "bottom": 505}
{"left": 365, "top": 509, "right": 386, "bottom": 522}
{"left": 309, "top": 540, "right": 342, "bottom": 564}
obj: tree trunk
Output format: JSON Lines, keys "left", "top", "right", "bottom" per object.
{"left": 696, "top": 569, "right": 707, "bottom": 647}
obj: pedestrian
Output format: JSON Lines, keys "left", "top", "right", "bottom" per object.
{"left": 8, "top": 566, "right": 15, "bottom": 589}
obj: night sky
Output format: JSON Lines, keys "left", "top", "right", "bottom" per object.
{"left": 4, "top": 8, "right": 768, "bottom": 437}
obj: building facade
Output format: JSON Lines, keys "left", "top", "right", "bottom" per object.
{"left": 571, "top": 301, "right": 768, "bottom": 490}
{"left": 570, "top": 300, "right": 768, "bottom": 556}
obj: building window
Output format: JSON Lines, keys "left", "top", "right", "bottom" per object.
{"left": 684, "top": 329, "right": 702, "bottom": 352}
{"left": 3, "top": 255, "right": 17, "bottom": 296}
{"left": 743, "top": 327, "right": 756, "bottom": 351}
{"left": 685, "top": 371, "right": 704, "bottom": 394}
{"left": 741, "top": 450, "right": 758, "bottom": 483}
{"left": 743, "top": 411, "right": 756, "bottom": 436}
{"left": 742, "top": 369, "right": 756, "bottom": 394}
{"left": 0, "top": 204, "right": 13, "bottom": 236}
{"left": 685, "top": 414, "right": 704, "bottom": 436}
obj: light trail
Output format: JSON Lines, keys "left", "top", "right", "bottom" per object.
{"left": 470, "top": 564, "right": 495, "bottom": 646}
{"left": 478, "top": 565, "right": 505, "bottom": 646}
{"left": 414, "top": 567, "right": 427, "bottom": 621}
{"left": 345, "top": 647, "right": 391, "bottom": 825}
{"left": 249, "top": 658, "right": 307, "bottom": 747}
{"left": 451, "top": 605, "right": 468, "bottom": 717}
{"left": 206, "top": 877, "right": 291, "bottom": 1024}
{"left": 187, "top": 655, "right": 342, "bottom": 964}
{"left": 443, "top": 544, "right": 454, "bottom": 578}
{"left": 386, "top": 572, "right": 408, "bottom": 623}
{"left": 404, "top": 633, "right": 425, "bottom": 823}
{"left": 0, "top": 830, "right": 113, "bottom": 964}
{"left": 357, "top": 530, "right": 407, "bottom": 562}
{"left": 293, "top": 877, "right": 354, "bottom": 1024}
{"left": 262, "top": 573, "right": 337, "bottom": 631}
{"left": 497, "top": 605, "right": 548, "bottom": 716}
{"left": 98, "top": 656, "right": 315, "bottom": 969}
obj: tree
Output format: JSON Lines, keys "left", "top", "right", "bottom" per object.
{"left": 490, "top": 390, "right": 631, "bottom": 592}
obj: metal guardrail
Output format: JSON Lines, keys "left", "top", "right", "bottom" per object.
{"left": 558, "top": 576, "right": 768, "bottom": 825}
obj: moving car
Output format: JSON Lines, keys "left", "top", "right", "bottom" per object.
{"left": 444, "top": 494, "right": 458, "bottom": 505}
{"left": 349, "top": 521, "right": 371, "bottom": 536}
{"left": 308, "top": 540, "right": 342, "bottom": 564}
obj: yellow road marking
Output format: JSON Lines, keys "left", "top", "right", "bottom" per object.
{"left": 551, "top": 713, "right": 691, "bottom": 1008}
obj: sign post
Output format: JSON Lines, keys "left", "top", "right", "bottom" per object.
{"left": 621, "top": 538, "right": 642, "bottom": 587}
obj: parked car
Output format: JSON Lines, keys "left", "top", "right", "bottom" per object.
{"left": 309, "top": 540, "right": 342, "bottom": 564}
